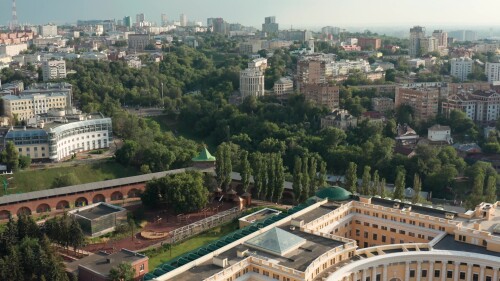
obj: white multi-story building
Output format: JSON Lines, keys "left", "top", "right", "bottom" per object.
{"left": 485, "top": 62, "right": 500, "bottom": 83}
{"left": 40, "top": 24, "right": 58, "bottom": 37}
{"left": 443, "top": 90, "right": 500, "bottom": 122}
{"left": 180, "top": 14, "right": 187, "bottom": 27}
{"left": 240, "top": 67, "right": 265, "bottom": 99}
{"left": 248, "top": 58, "right": 267, "bottom": 70}
{"left": 432, "top": 30, "right": 448, "bottom": 47}
{"left": 450, "top": 57, "right": 473, "bottom": 82}
{"left": 0, "top": 43, "right": 28, "bottom": 56}
{"left": 4, "top": 112, "right": 112, "bottom": 161}
{"left": 273, "top": 77, "right": 293, "bottom": 96}
{"left": 42, "top": 60, "right": 67, "bottom": 81}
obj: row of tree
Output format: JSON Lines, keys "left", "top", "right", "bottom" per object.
{"left": 292, "top": 155, "right": 327, "bottom": 203}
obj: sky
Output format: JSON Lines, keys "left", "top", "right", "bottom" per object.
{"left": 1, "top": 0, "right": 500, "bottom": 30}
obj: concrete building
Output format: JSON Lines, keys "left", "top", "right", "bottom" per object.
{"left": 321, "top": 109, "right": 358, "bottom": 130}
{"left": 409, "top": 26, "right": 425, "bottom": 57}
{"left": 128, "top": 34, "right": 151, "bottom": 51}
{"left": 357, "top": 37, "right": 381, "bottom": 50}
{"left": 240, "top": 67, "right": 265, "bottom": 99}
{"left": 262, "top": 16, "right": 279, "bottom": 36}
{"left": 428, "top": 124, "right": 452, "bottom": 143}
{"left": 301, "top": 84, "right": 340, "bottom": 111}
{"left": 451, "top": 57, "right": 473, "bottom": 82}
{"left": 42, "top": 59, "right": 67, "bottom": 81}
{"left": 239, "top": 40, "right": 263, "bottom": 54}
{"left": 443, "top": 90, "right": 500, "bottom": 122}
{"left": 485, "top": 62, "right": 500, "bottom": 83}
{"left": 180, "top": 14, "right": 187, "bottom": 27}
{"left": 321, "top": 26, "right": 340, "bottom": 36}
{"left": 142, "top": 188, "right": 500, "bottom": 281}
{"left": 39, "top": 24, "right": 58, "bottom": 37}
{"left": 136, "top": 13, "right": 145, "bottom": 26}
{"left": 2, "top": 83, "right": 72, "bottom": 121}
{"left": 273, "top": 77, "right": 294, "bottom": 96}
{"left": 212, "top": 18, "right": 228, "bottom": 35}
{"left": 432, "top": 30, "right": 448, "bottom": 47}
{"left": 419, "top": 36, "right": 438, "bottom": 54}
{"left": 395, "top": 86, "right": 439, "bottom": 121}
{"left": 407, "top": 58, "right": 426, "bottom": 69}
{"left": 70, "top": 249, "right": 148, "bottom": 281}
{"left": 0, "top": 43, "right": 28, "bottom": 56}
{"left": 3, "top": 112, "right": 112, "bottom": 162}
{"left": 371, "top": 97, "right": 394, "bottom": 112}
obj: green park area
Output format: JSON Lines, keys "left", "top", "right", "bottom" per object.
{"left": 145, "top": 221, "right": 239, "bottom": 270}
{"left": 1, "top": 161, "right": 139, "bottom": 195}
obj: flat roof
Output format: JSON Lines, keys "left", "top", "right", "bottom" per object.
{"left": 294, "top": 203, "right": 338, "bottom": 224}
{"left": 167, "top": 224, "right": 345, "bottom": 281}
{"left": 0, "top": 168, "right": 189, "bottom": 207}
{"left": 75, "top": 249, "right": 147, "bottom": 277}
{"left": 72, "top": 203, "right": 123, "bottom": 220}
{"left": 371, "top": 197, "right": 457, "bottom": 219}
{"left": 433, "top": 235, "right": 500, "bottom": 258}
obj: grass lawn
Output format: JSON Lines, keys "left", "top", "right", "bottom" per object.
{"left": 1, "top": 160, "right": 139, "bottom": 195}
{"left": 145, "top": 220, "right": 239, "bottom": 270}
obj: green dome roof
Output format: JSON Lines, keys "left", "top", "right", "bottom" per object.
{"left": 315, "top": 186, "right": 352, "bottom": 201}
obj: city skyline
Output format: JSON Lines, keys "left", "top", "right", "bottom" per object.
{"left": 2, "top": 0, "right": 500, "bottom": 30}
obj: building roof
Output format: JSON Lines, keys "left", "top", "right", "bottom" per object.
{"left": 70, "top": 203, "right": 125, "bottom": 220}
{"left": 245, "top": 227, "right": 306, "bottom": 256}
{"left": 434, "top": 235, "right": 500, "bottom": 258}
{"left": 315, "top": 186, "right": 352, "bottom": 201}
{"left": 191, "top": 147, "right": 216, "bottom": 162}
{"left": 76, "top": 249, "right": 148, "bottom": 277}
{"left": 0, "top": 168, "right": 188, "bottom": 207}
{"left": 428, "top": 124, "right": 451, "bottom": 131}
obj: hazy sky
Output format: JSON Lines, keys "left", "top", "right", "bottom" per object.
{"left": 1, "top": 0, "right": 500, "bottom": 29}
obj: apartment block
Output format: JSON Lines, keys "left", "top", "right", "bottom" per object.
{"left": 357, "top": 37, "right": 382, "bottom": 50}
{"left": 240, "top": 67, "right": 265, "bottom": 99}
{"left": 371, "top": 97, "right": 394, "bottom": 112}
{"left": 273, "top": 77, "right": 293, "bottom": 96}
{"left": 395, "top": 87, "right": 439, "bottom": 121}
{"left": 128, "top": 34, "right": 152, "bottom": 51}
{"left": 42, "top": 59, "right": 67, "bottom": 81}
{"left": 450, "top": 57, "right": 473, "bottom": 82}
{"left": 301, "top": 83, "right": 339, "bottom": 111}
{"left": 443, "top": 90, "right": 500, "bottom": 122}
{"left": 485, "top": 62, "right": 500, "bottom": 83}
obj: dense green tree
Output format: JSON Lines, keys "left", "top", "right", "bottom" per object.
{"left": 317, "top": 161, "right": 327, "bottom": 189}
{"left": 240, "top": 150, "right": 251, "bottom": 193}
{"left": 345, "top": 162, "right": 358, "bottom": 193}
{"left": 52, "top": 173, "right": 80, "bottom": 188}
{"left": 300, "top": 158, "right": 310, "bottom": 202}
{"left": 273, "top": 154, "right": 285, "bottom": 203}
{"left": 380, "top": 178, "right": 387, "bottom": 198}
{"left": 250, "top": 153, "right": 264, "bottom": 198}
{"left": 109, "top": 262, "right": 136, "bottom": 281}
{"left": 485, "top": 175, "right": 497, "bottom": 204}
{"left": 361, "top": 166, "right": 371, "bottom": 195}
{"left": 308, "top": 157, "right": 318, "bottom": 197}
{"left": 371, "top": 170, "right": 379, "bottom": 196}
{"left": 265, "top": 155, "right": 276, "bottom": 201}
{"left": 466, "top": 172, "right": 485, "bottom": 210}
{"left": 412, "top": 173, "right": 422, "bottom": 203}
{"left": 393, "top": 166, "right": 406, "bottom": 200}
{"left": 2, "top": 141, "right": 19, "bottom": 171}
{"left": 292, "top": 157, "right": 302, "bottom": 203}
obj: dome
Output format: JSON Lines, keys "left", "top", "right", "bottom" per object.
{"left": 315, "top": 186, "right": 352, "bottom": 201}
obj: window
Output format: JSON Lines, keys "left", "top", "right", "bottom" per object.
{"left": 460, "top": 272, "right": 466, "bottom": 280}
{"left": 447, "top": 271, "right": 453, "bottom": 278}
{"left": 273, "top": 274, "right": 279, "bottom": 280}
{"left": 410, "top": 270, "right": 415, "bottom": 278}
{"left": 140, "top": 264, "right": 144, "bottom": 272}
{"left": 472, "top": 274, "right": 478, "bottom": 281}
{"left": 382, "top": 236, "right": 386, "bottom": 243}
{"left": 356, "top": 229, "right": 360, "bottom": 236}
{"left": 253, "top": 268, "right": 259, "bottom": 273}
{"left": 373, "top": 234, "right": 378, "bottom": 240}
{"left": 485, "top": 276, "right": 491, "bottom": 281}
{"left": 263, "top": 271, "right": 269, "bottom": 277}
{"left": 422, "top": 270, "right": 427, "bottom": 278}
{"left": 364, "top": 232, "right": 368, "bottom": 238}
{"left": 434, "top": 270, "right": 440, "bottom": 278}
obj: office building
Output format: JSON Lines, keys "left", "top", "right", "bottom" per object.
{"left": 395, "top": 86, "right": 439, "bottom": 121}
{"left": 321, "top": 26, "right": 341, "bottom": 36}
{"left": 128, "top": 34, "right": 151, "bottom": 51}
{"left": 123, "top": 16, "right": 131, "bottom": 28}
{"left": 262, "top": 16, "right": 279, "bottom": 36}
{"left": 161, "top": 14, "right": 168, "bottom": 26}
{"left": 485, "top": 62, "right": 500, "bottom": 83}
{"left": 409, "top": 26, "right": 425, "bottom": 57}
{"left": 239, "top": 40, "right": 263, "bottom": 54}
{"left": 180, "top": 14, "right": 187, "bottom": 27}
{"left": 240, "top": 67, "right": 265, "bottom": 99}
{"left": 212, "top": 18, "right": 228, "bottom": 35}
{"left": 371, "top": 97, "right": 394, "bottom": 112}
{"left": 4, "top": 112, "right": 112, "bottom": 162}
{"left": 301, "top": 84, "right": 339, "bottom": 111}
{"left": 136, "top": 13, "right": 145, "bottom": 26}
{"left": 297, "top": 59, "right": 327, "bottom": 89}
{"left": 432, "top": 30, "right": 448, "bottom": 47}
{"left": 42, "top": 59, "right": 67, "bottom": 81}
{"left": 450, "top": 57, "right": 473, "bottom": 82}
{"left": 357, "top": 38, "right": 381, "bottom": 50}
{"left": 39, "top": 24, "right": 58, "bottom": 37}
{"left": 419, "top": 36, "right": 438, "bottom": 54}
{"left": 143, "top": 188, "right": 500, "bottom": 281}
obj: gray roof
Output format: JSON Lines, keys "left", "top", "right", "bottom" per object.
{"left": 0, "top": 168, "right": 188, "bottom": 206}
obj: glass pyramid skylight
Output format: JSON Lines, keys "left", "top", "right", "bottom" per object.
{"left": 245, "top": 227, "right": 306, "bottom": 256}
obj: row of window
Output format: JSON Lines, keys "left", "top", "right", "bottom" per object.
{"left": 356, "top": 208, "right": 446, "bottom": 231}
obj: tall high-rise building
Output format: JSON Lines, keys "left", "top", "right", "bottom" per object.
{"left": 409, "top": 26, "right": 425, "bottom": 57}
{"left": 212, "top": 18, "right": 228, "bottom": 35}
{"left": 485, "top": 62, "right": 500, "bottom": 83}
{"left": 240, "top": 67, "right": 265, "bottom": 99}
{"left": 136, "top": 13, "right": 145, "bottom": 26}
{"left": 42, "top": 60, "right": 67, "bottom": 82}
{"left": 395, "top": 86, "right": 439, "bottom": 121}
{"left": 180, "top": 14, "right": 187, "bottom": 27}
{"left": 432, "top": 30, "right": 448, "bottom": 47}
{"left": 262, "top": 16, "right": 279, "bottom": 36}
{"left": 161, "top": 14, "right": 168, "bottom": 26}
{"left": 419, "top": 36, "right": 438, "bottom": 54}
{"left": 123, "top": 16, "right": 131, "bottom": 28}
{"left": 450, "top": 57, "right": 473, "bottom": 82}
{"left": 39, "top": 24, "right": 58, "bottom": 37}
